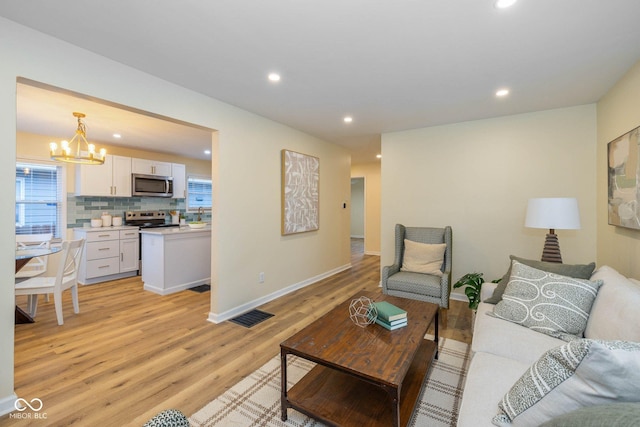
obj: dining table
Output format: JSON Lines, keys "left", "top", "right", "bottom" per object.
{"left": 15, "top": 246, "right": 61, "bottom": 324}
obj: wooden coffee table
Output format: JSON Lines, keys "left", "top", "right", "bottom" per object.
{"left": 280, "top": 291, "right": 439, "bottom": 427}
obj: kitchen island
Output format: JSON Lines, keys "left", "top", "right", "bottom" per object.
{"left": 140, "top": 225, "right": 211, "bottom": 295}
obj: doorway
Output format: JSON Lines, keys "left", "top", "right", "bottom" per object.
{"left": 350, "top": 177, "right": 365, "bottom": 256}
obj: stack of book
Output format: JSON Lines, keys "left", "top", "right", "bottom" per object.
{"left": 373, "top": 301, "right": 407, "bottom": 330}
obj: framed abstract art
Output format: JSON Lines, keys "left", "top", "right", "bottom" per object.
{"left": 608, "top": 125, "right": 640, "bottom": 230}
{"left": 281, "top": 149, "right": 319, "bottom": 235}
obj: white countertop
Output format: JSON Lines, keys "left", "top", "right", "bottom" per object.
{"left": 139, "top": 225, "right": 211, "bottom": 235}
{"left": 75, "top": 225, "right": 140, "bottom": 232}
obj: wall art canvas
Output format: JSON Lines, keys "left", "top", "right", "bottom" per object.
{"left": 281, "top": 149, "right": 319, "bottom": 235}
{"left": 608, "top": 125, "right": 640, "bottom": 230}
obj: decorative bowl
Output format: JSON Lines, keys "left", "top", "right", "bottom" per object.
{"left": 91, "top": 219, "right": 103, "bottom": 228}
{"left": 188, "top": 222, "right": 207, "bottom": 229}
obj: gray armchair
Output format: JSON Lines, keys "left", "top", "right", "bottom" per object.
{"left": 382, "top": 224, "right": 452, "bottom": 309}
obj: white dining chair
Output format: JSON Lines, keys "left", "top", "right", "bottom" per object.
{"left": 15, "top": 239, "right": 85, "bottom": 325}
{"left": 15, "top": 233, "right": 53, "bottom": 280}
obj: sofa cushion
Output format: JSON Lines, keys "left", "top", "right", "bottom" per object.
{"left": 457, "top": 352, "right": 530, "bottom": 427}
{"left": 489, "top": 261, "right": 602, "bottom": 341}
{"left": 473, "top": 301, "right": 563, "bottom": 364}
{"left": 400, "top": 239, "right": 445, "bottom": 276}
{"left": 493, "top": 339, "right": 640, "bottom": 427}
{"left": 585, "top": 265, "right": 640, "bottom": 342}
{"left": 539, "top": 402, "right": 640, "bottom": 427}
{"left": 485, "top": 255, "right": 596, "bottom": 304}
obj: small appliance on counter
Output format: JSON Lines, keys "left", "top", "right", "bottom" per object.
{"left": 101, "top": 212, "right": 112, "bottom": 227}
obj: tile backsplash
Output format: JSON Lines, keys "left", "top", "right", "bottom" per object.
{"left": 68, "top": 195, "right": 210, "bottom": 228}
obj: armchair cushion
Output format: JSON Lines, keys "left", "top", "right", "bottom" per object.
{"left": 400, "top": 240, "right": 445, "bottom": 276}
{"left": 386, "top": 271, "right": 443, "bottom": 298}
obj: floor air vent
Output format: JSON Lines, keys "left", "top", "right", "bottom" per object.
{"left": 229, "top": 309, "right": 274, "bottom": 328}
{"left": 189, "top": 284, "right": 211, "bottom": 293}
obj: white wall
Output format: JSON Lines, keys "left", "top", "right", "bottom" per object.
{"left": 0, "top": 17, "right": 350, "bottom": 410}
{"left": 597, "top": 59, "right": 640, "bottom": 278}
{"left": 381, "top": 105, "right": 598, "bottom": 292}
{"left": 350, "top": 178, "right": 365, "bottom": 237}
{"left": 351, "top": 162, "right": 382, "bottom": 255}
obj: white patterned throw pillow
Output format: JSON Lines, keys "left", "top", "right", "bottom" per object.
{"left": 489, "top": 261, "right": 603, "bottom": 341}
{"left": 493, "top": 339, "right": 640, "bottom": 426}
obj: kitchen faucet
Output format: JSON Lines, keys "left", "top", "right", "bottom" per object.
{"left": 197, "top": 207, "right": 204, "bottom": 222}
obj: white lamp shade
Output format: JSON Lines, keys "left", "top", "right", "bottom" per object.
{"left": 525, "top": 198, "right": 581, "bottom": 230}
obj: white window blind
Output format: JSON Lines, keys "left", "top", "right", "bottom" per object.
{"left": 16, "top": 162, "right": 64, "bottom": 239}
{"left": 187, "top": 176, "right": 212, "bottom": 212}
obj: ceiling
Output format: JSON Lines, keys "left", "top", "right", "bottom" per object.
{"left": 4, "top": 1, "right": 640, "bottom": 164}
{"left": 17, "top": 82, "right": 215, "bottom": 161}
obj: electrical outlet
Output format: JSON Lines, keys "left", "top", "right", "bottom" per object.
{"left": 259, "top": 272, "right": 265, "bottom": 283}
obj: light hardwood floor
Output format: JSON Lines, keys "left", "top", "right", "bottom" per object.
{"left": 3, "top": 239, "right": 472, "bottom": 426}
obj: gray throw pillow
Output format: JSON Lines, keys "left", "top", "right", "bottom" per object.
{"left": 539, "top": 403, "right": 640, "bottom": 427}
{"left": 493, "top": 339, "right": 640, "bottom": 427}
{"left": 484, "top": 255, "right": 596, "bottom": 304}
{"left": 489, "top": 261, "right": 602, "bottom": 341}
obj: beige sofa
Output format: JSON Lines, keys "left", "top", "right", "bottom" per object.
{"left": 457, "top": 265, "right": 640, "bottom": 426}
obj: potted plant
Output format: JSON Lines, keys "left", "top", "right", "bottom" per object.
{"left": 453, "top": 272, "right": 485, "bottom": 311}
{"left": 453, "top": 272, "right": 486, "bottom": 332}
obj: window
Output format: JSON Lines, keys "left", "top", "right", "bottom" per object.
{"left": 16, "top": 161, "right": 65, "bottom": 239}
{"left": 186, "top": 175, "right": 212, "bottom": 212}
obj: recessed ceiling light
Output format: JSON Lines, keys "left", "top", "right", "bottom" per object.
{"left": 344, "top": 116, "right": 353, "bottom": 123}
{"left": 496, "top": 88, "right": 510, "bottom": 97}
{"left": 268, "top": 73, "right": 281, "bottom": 82}
{"left": 113, "top": 133, "right": 121, "bottom": 139}
{"left": 376, "top": 154, "right": 382, "bottom": 159}
{"left": 495, "top": 0, "right": 517, "bottom": 9}
{"left": 204, "top": 150, "right": 211, "bottom": 155}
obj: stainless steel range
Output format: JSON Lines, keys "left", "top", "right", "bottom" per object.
{"left": 124, "top": 210, "right": 178, "bottom": 229}
{"left": 124, "top": 210, "right": 179, "bottom": 272}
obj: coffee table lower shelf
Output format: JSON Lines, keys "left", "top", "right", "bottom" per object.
{"left": 283, "top": 339, "right": 437, "bottom": 427}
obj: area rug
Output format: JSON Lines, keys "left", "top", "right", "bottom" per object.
{"left": 189, "top": 337, "right": 471, "bottom": 426}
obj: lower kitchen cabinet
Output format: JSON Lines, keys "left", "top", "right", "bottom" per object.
{"left": 74, "top": 226, "right": 140, "bottom": 285}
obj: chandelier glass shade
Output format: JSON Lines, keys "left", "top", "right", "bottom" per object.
{"left": 49, "top": 112, "right": 106, "bottom": 165}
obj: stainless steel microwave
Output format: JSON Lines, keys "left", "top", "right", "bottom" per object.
{"left": 131, "top": 173, "right": 173, "bottom": 197}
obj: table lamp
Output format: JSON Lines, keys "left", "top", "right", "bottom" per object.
{"left": 525, "top": 198, "right": 580, "bottom": 263}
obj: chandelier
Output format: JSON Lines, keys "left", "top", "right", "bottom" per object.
{"left": 49, "top": 112, "right": 106, "bottom": 165}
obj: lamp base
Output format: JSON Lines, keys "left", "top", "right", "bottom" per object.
{"left": 541, "top": 233, "right": 562, "bottom": 263}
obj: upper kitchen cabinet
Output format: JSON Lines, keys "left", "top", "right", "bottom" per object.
{"left": 132, "top": 158, "right": 172, "bottom": 176}
{"left": 171, "top": 163, "right": 186, "bottom": 199}
{"left": 76, "top": 154, "right": 132, "bottom": 197}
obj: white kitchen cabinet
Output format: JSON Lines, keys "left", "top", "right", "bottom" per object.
{"left": 119, "top": 229, "right": 140, "bottom": 273}
{"left": 171, "top": 163, "right": 186, "bottom": 199}
{"left": 132, "top": 158, "right": 172, "bottom": 176}
{"left": 74, "top": 226, "right": 139, "bottom": 285}
{"left": 76, "top": 154, "right": 132, "bottom": 197}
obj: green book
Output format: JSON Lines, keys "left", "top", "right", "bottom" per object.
{"left": 375, "top": 317, "right": 408, "bottom": 330}
{"left": 373, "top": 301, "right": 407, "bottom": 322}
{"left": 375, "top": 316, "right": 408, "bottom": 327}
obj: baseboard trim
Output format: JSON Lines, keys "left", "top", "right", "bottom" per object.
{"left": 450, "top": 292, "right": 467, "bottom": 302}
{"left": 364, "top": 251, "right": 380, "bottom": 256}
{"left": 0, "top": 393, "right": 17, "bottom": 417}
{"left": 208, "top": 263, "right": 352, "bottom": 324}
